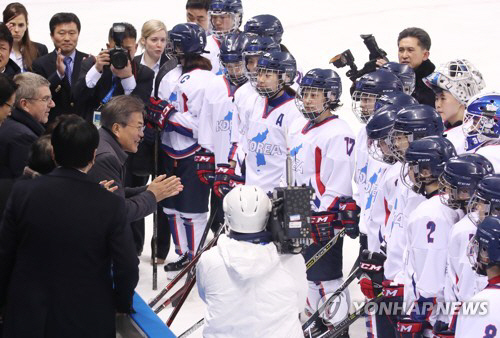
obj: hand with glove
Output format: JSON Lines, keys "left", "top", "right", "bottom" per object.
{"left": 382, "top": 280, "right": 404, "bottom": 299}
{"left": 433, "top": 320, "right": 455, "bottom": 338}
{"left": 194, "top": 150, "right": 215, "bottom": 185}
{"left": 333, "top": 197, "right": 360, "bottom": 239}
{"left": 396, "top": 316, "right": 424, "bottom": 338}
{"left": 359, "top": 249, "right": 386, "bottom": 299}
{"left": 145, "top": 97, "right": 177, "bottom": 130}
{"left": 213, "top": 163, "right": 244, "bottom": 198}
{"left": 310, "top": 211, "right": 340, "bottom": 245}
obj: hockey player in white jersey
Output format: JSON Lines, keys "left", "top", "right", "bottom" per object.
{"left": 154, "top": 23, "right": 215, "bottom": 271}
{"left": 435, "top": 154, "right": 493, "bottom": 335}
{"left": 455, "top": 216, "right": 500, "bottom": 337}
{"left": 221, "top": 50, "right": 302, "bottom": 194}
{"left": 351, "top": 69, "right": 404, "bottom": 253}
{"left": 423, "top": 59, "right": 485, "bottom": 154}
{"left": 205, "top": 0, "right": 243, "bottom": 75}
{"left": 290, "top": 68, "right": 358, "bottom": 336}
{"left": 463, "top": 93, "right": 500, "bottom": 172}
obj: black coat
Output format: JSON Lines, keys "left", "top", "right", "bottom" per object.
{"left": 1, "top": 58, "right": 21, "bottom": 78}
{"left": 0, "top": 167, "right": 139, "bottom": 338}
{"left": 87, "top": 128, "right": 157, "bottom": 223}
{"left": 413, "top": 59, "right": 436, "bottom": 108}
{"left": 0, "top": 108, "right": 45, "bottom": 179}
{"left": 32, "top": 49, "right": 89, "bottom": 122}
{"left": 73, "top": 56, "right": 154, "bottom": 121}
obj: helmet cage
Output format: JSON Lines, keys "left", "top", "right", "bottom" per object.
{"left": 352, "top": 91, "right": 379, "bottom": 123}
{"left": 221, "top": 59, "right": 247, "bottom": 86}
{"left": 242, "top": 50, "right": 262, "bottom": 83}
{"left": 388, "top": 129, "right": 413, "bottom": 163}
{"left": 295, "top": 86, "right": 334, "bottom": 121}
{"left": 253, "top": 67, "right": 285, "bottom": 98}
{"left": 438, "top": 173, "right": 473, "bottom": 210}
{"left": 367, "top": 136, "right": 397, "bottom": 164}
{"left": 401, "top": 159, "right": 438, "bottom": 193}
{"left": 467, "top": 193, "right": 500, "bottom": 226}
{"left": 208, "top": 10, "right": 242, "bottom": 39}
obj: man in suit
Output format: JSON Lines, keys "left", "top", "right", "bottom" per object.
{"left": 0, "top": 115, "right": 139, "bottom": 337}
{"left": 73, "top": 22, "right": 154, "bottom": 122}
{"left": 32, "top": 12, "right": 88, "bottom": 124}
{"left": 0, "top": 23, "right": 20, "bottom": 78}
{"left": 87, "top": 95, "right": 183, "bottom": 253}
{"left": 0, "top": 72, "right": 55, "bottom": 179}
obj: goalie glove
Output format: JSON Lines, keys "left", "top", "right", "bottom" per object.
{"left": 213, "top": 163, "right": 244, "bottom": 199}
{"left": 145, "top": 97, "right": 177, "bottom": 130}
{"left": 359, "top": 249, "right": 386, "bottom": 299}
{"left": 310, "top": 211, "right": 342, "bottom": 245}
{"left": 194, "top": 150, "right": 215, "bottom": 185}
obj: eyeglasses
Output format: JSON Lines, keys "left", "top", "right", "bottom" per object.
{"left": 26, "top": 96, "right": 53, "bottom": 104}
{"left": 126, "top": 124, "right": 145, "bottom": 132}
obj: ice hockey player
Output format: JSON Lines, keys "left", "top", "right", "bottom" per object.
{"left": 196, "top": 185, "right": 307, "bottom": 338}
{"left": 454, "top": 216, "right": 500, "bottom": 337}
{"left": 381, "top": 61, "right": 416, "bottom": 95}
{"left": 289, "top": 68, "right": 358, "bottom": 335}
{"left": 423, "top": 59, "right": 485, "bottom": 154}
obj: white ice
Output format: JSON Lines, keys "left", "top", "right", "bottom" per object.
{"left": 18, "top": 0, "right": 500, "bottom": 336}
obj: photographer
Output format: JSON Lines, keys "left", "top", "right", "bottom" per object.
{"left": 73, "top": 22, "right": 154, "bottom": 121}
{"left": 196, "top": 185, "right": 307, "bottom": 338}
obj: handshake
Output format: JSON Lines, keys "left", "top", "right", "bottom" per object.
{"left": 142, "top": 98, "right": 177, "bottom": 145}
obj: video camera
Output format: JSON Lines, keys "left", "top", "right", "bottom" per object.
{"left": 109, "top": 23, "right": 129, "bottom": 70}
{"left": 330, "top": 34, "right": 388, "bottom": 83}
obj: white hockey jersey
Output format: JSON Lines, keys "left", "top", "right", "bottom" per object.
{"left": 158, "top": 67, "right": 215, "bottom": 158}
{"left": 445, "top": 215, "right": 488, "bottom": 304}
{"left": 404, "top": 195, "right": 463, "bottom": 315}
{"left": 241, "top": 94, "right": 303, "bottom": 193}
{"left": 232, "top": 81, "right": 259, "bottom": 142}
{"left": 198, "top": 75, "right": 238, "bottom": 165}
{"left": 444, "top": 125, "right": 466, "bottom": 155}
{"left": 474, "top": 141, "right": 500, "bottom": 172}
{"left": 455, "top": 277, "right": 500, "bottom": 338}
{"left": 288, "top": 115, "right": 355, "bottom": 212}
{"left": 204, "top": 34, "right": 223, "bottom": 76}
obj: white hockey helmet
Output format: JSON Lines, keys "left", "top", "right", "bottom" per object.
{"left": 223, "top": 185, "right": 272, "bottom": 233}
{"left": 423, "top": 59, "right": 485, "bottom": 105}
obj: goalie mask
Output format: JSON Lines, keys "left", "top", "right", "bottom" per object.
{"left": 462, "top": 92, "right": 500, "bottom": 151}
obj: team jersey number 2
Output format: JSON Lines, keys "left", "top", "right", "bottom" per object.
{"left": 344, "top": 137, "right": 355, "bottom": 156}
{"left": 426, "top": 222, "right": 436, "bottom": 243}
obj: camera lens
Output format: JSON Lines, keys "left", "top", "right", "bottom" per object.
{"left": 110, "top": 49, "right": 128, "bottom": 69}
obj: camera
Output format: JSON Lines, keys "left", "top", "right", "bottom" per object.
{"left": 109, "top": 23, "right": 129, "bottom": 70}
{"left": 268, "top": 185, "right": 314, "bottom": 255}
{"left": 330, "top": 34, "right": 388, "bottom": 82}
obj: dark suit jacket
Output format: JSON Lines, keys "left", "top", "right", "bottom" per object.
{"left": 413, "top": 59, "right": 436, "bottom": 108}
{"left": 32, "top": 49, "right": 89, "bottom": 122}
{"left": 0, "top": 108, "right": 45, "bottom": 179}
{"left": 73, "top": 56, "right": 154, "bottom": 121}
{"left": 2, "top": 58, "right": 21, "bottom": 78}
{"left": 0, "top": 167, "right": 139, "bottom": 337}
{"left": 34, "top": 42, "right": 49, "bottom": 58}
{"left": 88, "top": 128, "right": 157, "bottom": 222}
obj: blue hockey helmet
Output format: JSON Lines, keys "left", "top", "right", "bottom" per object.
{"left": 219, "top": 32, "right": 248, "bottom": 85}
{"left": 401, "top": 136, "right": 457, "bottom": 194}
{"left": 366, "top": 105, "right": 403, "bottom": 164}
{"left": 468, "top": 174, "right": 500, "bottom": 226}
{"left": 169, "top": 23, "right": 207, "bottom": 56}
{"left": 243, "top": 14, "right": 284, "bottom": 44}
{"left": 439, "top": 154, "right": 494, "bottom": 210}
{"left": 381, "top": 62, "right": 416, "bottom": 95}
{"left": 242, "top": 35, "right": 281, "bottom": 83}
{"left": 388, "top": 104, "right": 445, "bottom": 162}
{"left": 352, "top": 69, "right": 404, "bottom": 123}
{"left": 468, "top": 216, "right": 500, "bottom": 275}
{"left": 252, "top": 51, "right": 296, "bottom": 98}
{"left": 295, "top": 68, "right": 342, "bottom": 120}
{"left": 463, "top": 92, "right": 500, "bottom": 151}
{"left": 208, "top": 0, "right": 243, "bottom": 38}
{"left": 374, "top": 91, "right": 419, "bottom": 112}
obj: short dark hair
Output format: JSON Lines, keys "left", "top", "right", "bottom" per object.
{"left": 0, "top": 73, "right": 18, "bottom": 105}
{"left": 28, "top": 135, "right": 55, "bottom": 174}
{"left": 0, "top": 23, "right": 13, "bottom": 49}
{"left": 186, "top": 0, "right": 210, "bottom": 10}
{"left": 108, "top": 22, "right": 137, "bottom": 42}
{"left": 51, "top": 115, "right": 99, "bottom": 169}
{"left": 49, "top": 12, "right": 81, "bottom": 35}
{"left": 100, "top": 95, "right": 145, "bottom": 129}
{"left": 398, "top": 27, "right": 431, "bottom": 51}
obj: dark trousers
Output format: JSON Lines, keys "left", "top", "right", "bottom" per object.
{"left": 209, "top": 189, "right": 224, "bottom": 233}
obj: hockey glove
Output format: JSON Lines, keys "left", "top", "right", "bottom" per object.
{"left": 381, "top": 280, "right": 404, "bottom": 299}
{"left": 194, "top": 150, "right": 215, "bottom": 185}
{"left": 335, "top": 197, "right": 360, "bottom": 239}
{"left": 410, "top": 296, "right": 435, "bottom": 322}
{"left": 213, "top": 163, "right": 244, "bottom": 199}
{"left": 146, "top": 97, "right": 177, "bottom": 130}
{"left": 359, "top": 249, "right": 386, "bottom": 299}
{"left": 396, "top": 317, "right": 425, "bottom": 338}
{"left": 310, "top": 211, "right": 341, "bottom": 245}
{"left": 433, "top": 320, "right": 455, "bottom": 338}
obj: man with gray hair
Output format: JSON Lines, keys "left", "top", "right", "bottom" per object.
{"left": 0, "top": 72, "right": 55, "bottom": 178}
{"left": 88, "top": 95, "right": 183, "bottom": 231}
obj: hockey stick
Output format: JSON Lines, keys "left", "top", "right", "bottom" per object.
{"left": 178, "top": 318, "right": 204, "bottom": 338}
{"left": 318, "top": 293, "right": 385, "bottom": 338}
{"left": 152, "top": 126, "right": 159, "bottom": 290}
{"left": 153, "top": 282, "right": 191, "bottom": 314}
{"left": 166, "top": 273, "right": 197, "bottom": 326}
{"left": 306, "top": 229, "right": 345, "bottom": 271}
{"left": 302, "top": 266, "right": 362, "bottom": 333}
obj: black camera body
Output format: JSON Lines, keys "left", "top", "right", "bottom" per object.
{"left": 268, "top": 185, "right": 314, "bottom": 254}
{"left": 330, "top": 34, "right": 388, "bottom": 82}
{"left": 109, "top": 23, "right": 129, "bottom": 70}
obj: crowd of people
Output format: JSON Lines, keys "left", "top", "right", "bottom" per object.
{"left": 0, "top": 0, "right": 499, "bottom": 337}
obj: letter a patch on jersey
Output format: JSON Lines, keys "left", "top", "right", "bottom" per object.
{"left": 275, "top": 113, "right": 284, "bottom": 127}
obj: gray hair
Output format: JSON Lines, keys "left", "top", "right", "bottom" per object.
{"left": 100, "top": 95, "right": 145, "bottom": 129}
{"left": 13, "top": 72, "right": 50, "bottom": 107}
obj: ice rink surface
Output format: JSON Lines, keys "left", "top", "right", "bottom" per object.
{"left": 18, "top": 0, "right": 500, "bottom": 336}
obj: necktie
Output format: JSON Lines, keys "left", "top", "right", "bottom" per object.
{"left": 63, "top": 56, "right": 72, "bottom": 86}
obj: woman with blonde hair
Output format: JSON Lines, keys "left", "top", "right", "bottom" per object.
{"left": 134, "top": 19, "right": 170, "bottom": 80}
{"left": 3, "top": 2, "right": 48, "bottom": 72}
